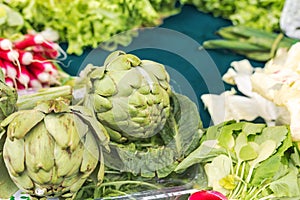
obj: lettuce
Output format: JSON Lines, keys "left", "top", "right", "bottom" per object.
{"left": 183, "top": 0, "right": 285, "bottom": 32}
{"left": 0, "top": 0, "right": 180, "bottom": 55}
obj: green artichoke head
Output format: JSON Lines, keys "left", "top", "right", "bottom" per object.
{"left": 77, "top": 51, "right": 172, "bottom": 140}
{"left": 0, "top": 69, "right": 17, "bottom": 121}
{"left": 0, "top": 98, "right": 109, "bottom": 199}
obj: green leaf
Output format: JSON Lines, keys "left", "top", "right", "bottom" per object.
{"left": 234, "top": 131, "right": 247, "bottom": 161}
{"left": 239, "top": 143, "right": 258, "bottom": 161}
{"left": 242, "top": 122, "right": 266, "bottom": 136}
{"left": 0, "top": 153, "right": 19, "bottom": 198}
{"left": 206, "top": 120, "right": 242, "bottom": 140}
{"left": 269, "top": 166, "right": 300, "bottom": 197}
{"left": 166, "top": 93, "right": 203, "bottom": 157}
{"left": 206, "top": 121, "right": 233, "bottom": 140}
{"left": 291, "top": 146, "right": 300, "bottom": 167}
{"left": 250, "top": 140, "right": 276, "bottom": 167}
{"left": 175, "top": 139, "right": 226, "bottom": 172}
{"left": 251, "top": 154, "right": 282, "bottom": 186}
{"left": 218, "top": 128, "right": 235, "bottom": 150}
{"left": 254, "top": 126, "right": 288, "bottom": 149}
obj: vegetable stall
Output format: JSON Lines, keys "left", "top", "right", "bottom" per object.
{"left": 0, "top": 0, "right": 300, "bottom": 200}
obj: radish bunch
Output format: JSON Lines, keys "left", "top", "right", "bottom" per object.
{"left": 0, "top": 30, "right": 65, "bottom": 90}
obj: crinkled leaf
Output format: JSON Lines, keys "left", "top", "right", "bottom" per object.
{"left": 0, "top": 153, "right": 19, "bottom": 198}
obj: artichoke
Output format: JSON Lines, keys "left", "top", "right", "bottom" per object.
{"left": 76, "top": 51, "right": 172, "bottom": 140}
{"left": 0, "top": 98, "right": 109, "bottom": 199}
{"left": 0, "top": 69, "right": 17, "bottom": 121}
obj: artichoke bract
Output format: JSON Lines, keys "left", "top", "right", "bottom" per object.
{"left": 0, "top": 98, "right": 109, "bottom": 199}
{"left": 76, "top": 51, "right": 172, "bottom": 139}
{"left": 0, "top": 69, "right": 17, "bottom": 121}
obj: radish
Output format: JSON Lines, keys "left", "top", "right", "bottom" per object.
{"left": 0, "top": 38, "right": 13, "bottom": 51}
{"left": 32, "top": 45, "right": 59, "bottom": 59}
{"left": 18, "top": 50, "right": 34, "bottom": 65}
{"left": 30, "top": 59, "right": 57, "bottom": 73}
{"left": 5, "top": 77, "right": 14, "bottom": 88}
{"left": 0, "top": 59, "right": 6, "bottom": 76}
{"left": 3, "top": 60, "right": 17, "bottom": 81}
{"left": 0, "top": 49, "right": 19, "bottom": 64}
{"left": 189, "top": 190, "right": 228, "bottom": 200}
{"left": 27, "top": 63, "right": 50, "bottom": 83}
{"left": 16, "top": 65, "right": 30, "bottom": 88}
{"left": 27, "top": 70, "right": 43, "bottom": 89}
{"left": 14, "top": 34, "right": 45, "bottom": 49}
{"left": 13, "top": 33, "right": 65, "bottom": 59}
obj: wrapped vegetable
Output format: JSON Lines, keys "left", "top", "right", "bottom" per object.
{"left": 0, "top": 98, "right": 110, "bottom": 199}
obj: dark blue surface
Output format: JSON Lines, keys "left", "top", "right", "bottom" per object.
{"left": 60, "top": 5, "right": 252, "bottom": 128}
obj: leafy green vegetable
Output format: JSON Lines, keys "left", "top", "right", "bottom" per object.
{"left": 182, "top": 0, "right": 285, "bottom": 32}
{"left": 0, "top": 0, "right": 180, "bottom": 55}
{"left": 177, "top": 121, "right": 300, "bottom": 199}
{"left": 0, "top": 3, "right": 24, "bottom": 38}
{"left": 269, "top": 166, "right": 300, "bottom": 197}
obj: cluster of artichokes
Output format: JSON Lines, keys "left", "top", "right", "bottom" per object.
{"left": 0, "top": 50, "right": 174, "bottom": 199}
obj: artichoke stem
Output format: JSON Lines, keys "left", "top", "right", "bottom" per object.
{"left": 16, "top": 86, "right": 73, "bottom": 110}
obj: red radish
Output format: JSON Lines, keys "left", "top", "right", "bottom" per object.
{"left": 189, "top": 190, "right": 228, "bottom": 200}
{"left": 27, "top": 70, "right": 43, "bottom": 89}
{"left": 16, "top": 80, "right": 26, "bottom": 90}
{"left": 16, "top": 65, "right": 30, "bottom": 88}
{"left": 13, "top": 34, "right": 45, "bottom": 49}
{"left": 0, "top": 39, "right": 13, "bottom": 50}
{"left": 14, "top": 34, "right": 61, "bottom": 57}
{"left": 18, "top": 50, "right": 34, "bottom": 65}
{"left": 32, "top": 45, "right": 59, "bottom": 59}
{"left": 5, "top": 77, "right": 14, "bottom": 88}
{"left": 0, "top": 59, "right": 6, "bottom": 76}
{"left": 3, "top": 60, "right": 17, "bottom": 80}
{"left": 0, "top": 49, "right": 19, "bottom": 63}
{"left": 27, "top": 63, "right": 50, "bottom": 83}
{"left": 30, "top": 55, "right": 58, "bottom": 74}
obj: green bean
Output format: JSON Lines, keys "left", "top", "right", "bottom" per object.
{"left": 203, "top": 40, "right": 267, "bottom": 51}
